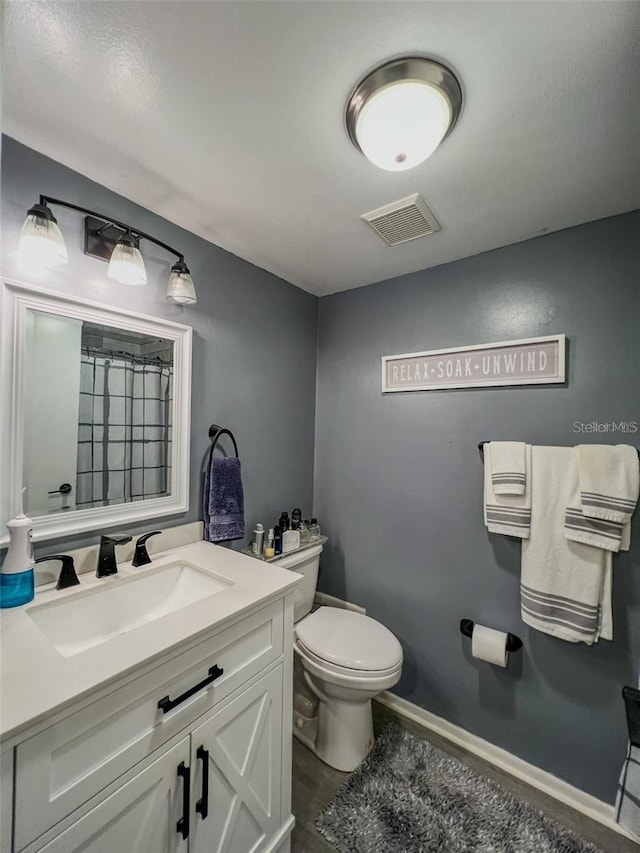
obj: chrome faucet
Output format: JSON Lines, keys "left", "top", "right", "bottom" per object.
{"left": 96, "top": 534, "right": 132, "bottom": 578}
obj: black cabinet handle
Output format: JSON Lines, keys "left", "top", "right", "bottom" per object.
{"left": 157, "top": 665, "right": 224, "bottom": 715}
{"left": 196, "top": 745, "right": 210, "bottom": 820}
{"left": 176, "top": 762, "right": 190, "bottom": 840}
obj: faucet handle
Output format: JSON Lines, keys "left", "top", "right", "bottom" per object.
{"left": 35, "top": 555, "right": 80, "bottom": 591}
{"left": 132, "top": 531, "right": 163, "bottom": 567}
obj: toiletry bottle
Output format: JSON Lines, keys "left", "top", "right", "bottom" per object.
{"left": 252, "top": 523, "right": 265, "bottom": 556}
{"left": 291, "top": 508, "right": 302, "bottom": 530}
{"left": 264, "top": 528, "right": 275, "bottom": 559}
{"left": 1, "top": 491, "right": 35, "bottom": 608}
{"left": 274, "top": 525, "right": 283, "bottom": 555}
{"left": 282, "top": 526, "right": 301, "bottom": 554}
{"left": 309, "top": 518, "right": 321, "bottom": 538}
{"left": 279, "top": 512, "right": 290, "bottom": 532}
{"left": 300, "top": 519, "right": 310, "bottom": 544}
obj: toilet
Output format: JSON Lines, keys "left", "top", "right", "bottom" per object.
{"left": 274, "top": 543, "right": 403, "bottom": 772}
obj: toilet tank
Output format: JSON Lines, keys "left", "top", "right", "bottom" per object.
{"left": 273, "top": 543, "right": 323, "bottom": 622}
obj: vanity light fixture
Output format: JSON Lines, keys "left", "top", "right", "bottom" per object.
{"left": 17, "top": 202, "right": 69, "bottom": 272}
{"left": 345, "top": 56, "right": 463, "bottom": 172}
{"left": 166, "top": 260, "right": 197, "bottom": 305}
{"left": 17, "top": 197, "right": 197, "bottom": 304}
{"left": 106, "top": 232, "right": 147, "bottom": 286}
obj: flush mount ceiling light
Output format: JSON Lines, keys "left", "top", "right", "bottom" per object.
{"left": 346, "top": 56, "right": 463, "bottom": 172}
{"left": 17, "top": 197, "right": 197, "bottom": 304}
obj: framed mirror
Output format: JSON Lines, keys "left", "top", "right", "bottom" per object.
{"left": 1, "top": 279, "right": 192, "bottom": 543}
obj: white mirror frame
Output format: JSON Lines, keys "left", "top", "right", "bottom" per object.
{"left": 0, "top": 279, "right": 192, "bottom": 544}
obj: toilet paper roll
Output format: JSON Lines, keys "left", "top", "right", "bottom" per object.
{"left": 471, "top": 624, "right": 509, "bottom": 668}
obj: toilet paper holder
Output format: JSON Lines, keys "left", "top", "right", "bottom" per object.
{"left": 460, "top": 619, "right": 523, "bottom": 653}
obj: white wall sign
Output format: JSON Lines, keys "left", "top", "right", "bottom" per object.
{"left": 382, "top": 334, "right": 565, "bottom": 393}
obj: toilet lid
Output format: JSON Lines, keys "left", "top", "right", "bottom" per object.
{"left": 295, "top": 607, "right": 402, "bottom": 671}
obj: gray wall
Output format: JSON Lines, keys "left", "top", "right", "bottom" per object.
{"left": 4, "top": 135, "right": 640, "bottom": 804}
{"left": 2, "top": 137, "right": 318, "bottom": 554}
{"left": 314, "top": 210, "right": 640, "bottom": 803}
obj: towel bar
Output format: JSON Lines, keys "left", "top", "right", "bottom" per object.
{"left": 207, "top": 423, "right": 239, "bottom": 464}
{"left": 478, "top": 440, "right": 640, "bottom": 458}
{"left": 460, "top": 619, "right": 523, "bottom": 653}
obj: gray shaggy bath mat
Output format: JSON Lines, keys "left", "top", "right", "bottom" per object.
{"left": 316, "top": 723, "right": 603, "bottom": 853}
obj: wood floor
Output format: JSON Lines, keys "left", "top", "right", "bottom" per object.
{"left": 289, "top": 700, "right": 639, "bottom": 853}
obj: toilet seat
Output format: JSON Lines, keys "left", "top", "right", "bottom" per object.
{"left": 295, "top": 607, "right": 402, "bottom": 672}
{"left": 295, "top": 639, "right": 402, "bottom": 680}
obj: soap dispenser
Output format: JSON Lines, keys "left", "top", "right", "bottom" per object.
{"left": 0, "top": 489, "right": 35, "bottom": 608}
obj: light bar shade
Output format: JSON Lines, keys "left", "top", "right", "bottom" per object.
{"left": 166, "top": 261, "right": 197, "bottom": 304}
{"left": 107, "top": 235, "right": 147, "bottom": 286}
{"left": 17, "top": 204, "right": 68, "bottom": 272}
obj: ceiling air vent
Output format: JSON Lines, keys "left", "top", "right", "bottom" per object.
{"left": 361, "top": 193, "right": 441, "bottom": 246}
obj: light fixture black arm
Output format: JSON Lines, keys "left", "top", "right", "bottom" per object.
{"left": 38, "top": 195, "right": 186, "bottom": 262}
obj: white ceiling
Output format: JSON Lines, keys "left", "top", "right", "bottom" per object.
{"left": 4, "top": 1, "right": 640, "bottom": 296}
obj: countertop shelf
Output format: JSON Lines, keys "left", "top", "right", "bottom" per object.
{"left": 242, "top": 535, "right": 327, "bottom": 563}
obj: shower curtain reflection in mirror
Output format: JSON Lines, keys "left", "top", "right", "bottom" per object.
{"left": 76, "top": 342, "right": 173, "bottom": 508}
{"left": 23, "top": 311, "right": 174, "bottom": 515}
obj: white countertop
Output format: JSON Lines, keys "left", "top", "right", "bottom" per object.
{"left": 0, "top": 541, "right": 300, "bottom": 745}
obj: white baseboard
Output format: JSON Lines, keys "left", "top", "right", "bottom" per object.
{"left": 376, "top": 691, "right": 631, "bottom": 839}
{"left": 314, "top": 591, "right": 366, "bottom": 614}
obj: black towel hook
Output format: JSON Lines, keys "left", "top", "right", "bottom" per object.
{"left": 208, "top": 423, "right": 239, "bottom": 465}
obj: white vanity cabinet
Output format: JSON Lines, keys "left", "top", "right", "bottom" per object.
{"left": 5, "top": 595, "right": 295, "bottom": 853}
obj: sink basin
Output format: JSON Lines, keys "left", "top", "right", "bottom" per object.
{"left": 26, "top": 562, "right": 233, "bottom": 657}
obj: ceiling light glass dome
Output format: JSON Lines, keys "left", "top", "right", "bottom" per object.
{"left": 346, "top": 57, "right": 463, "bottom": 172}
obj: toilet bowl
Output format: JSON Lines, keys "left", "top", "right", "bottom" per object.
{"left": 295, "top": 606, "right": 402, "bottom": 771}
{"left": 274, "top": 544, "right": 403, "bottom": 772}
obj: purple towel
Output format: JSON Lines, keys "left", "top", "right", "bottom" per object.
{"left": 203, "top": 457, "right": 245, "bottom": 542}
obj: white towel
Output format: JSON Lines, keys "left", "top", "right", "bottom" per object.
{"left": 565, "top": 506, "right": 632, "bottom": 553}
{"left": 484, "top": 444, "right": 531, "bottom": 538}
{"left": 487, "top": 441, "right": 527, "bottom": 495}
{"left": 578, "top": 445, "right": 639, "bottom": 522}
{"left": 616, "top": 678, "right": 640, "bottom": 842}
{"left": 565, "top": 445, "right": 638, "bottom": 552}
{"left": 564, "top": 446, "right": 635, "bottom": 552}
{"left": 521, "top": 446, "right": 612, "bottom": 645}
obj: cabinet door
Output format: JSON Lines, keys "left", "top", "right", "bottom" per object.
{"left": 190, "top": 666, "right": 283, "bottom": 853}
{"left": 33, "top": 738, "right": 190, "bottom": 853}
{"left": 1, "top": 749, "right": 13, "bottom": 853}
